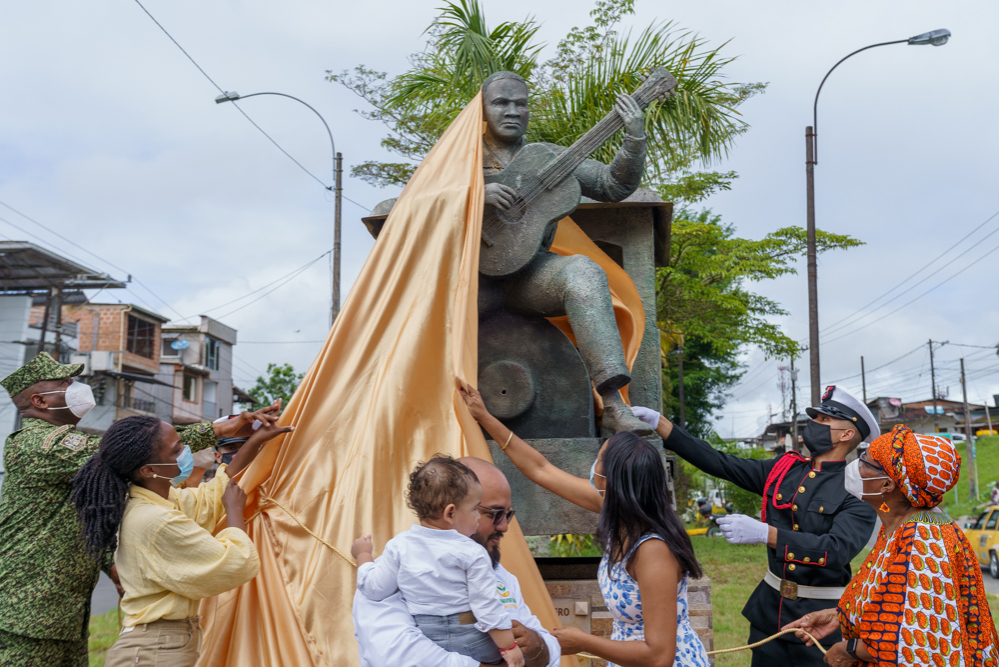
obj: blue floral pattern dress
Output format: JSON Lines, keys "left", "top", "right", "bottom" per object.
{"left": 597, "top": 533, "right": 710, "bottom": 667}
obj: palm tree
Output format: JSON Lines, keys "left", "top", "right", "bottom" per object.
{"left": 329, "top": 0, "right": 756, "bottom": 189}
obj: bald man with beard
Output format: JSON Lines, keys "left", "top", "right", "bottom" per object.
{"left": 352, "top": 458, "right": 558, "bottom": 667}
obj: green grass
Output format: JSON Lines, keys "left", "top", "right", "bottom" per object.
{"left": 940, "top": 435, "right": 999, "bottom": 518}
{"left": 694, "top": 538, "right": 999, "bottom": 666}
{"left": 87, "top": 609, "right": 120, "bottom": 667}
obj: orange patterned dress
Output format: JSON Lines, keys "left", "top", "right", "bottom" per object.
{"left": 838, "top": 509, "right": 998, "bottom": 666}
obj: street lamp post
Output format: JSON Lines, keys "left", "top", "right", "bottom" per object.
{"left": 804, "top": 29, "right": 950, "bottom": 405}
{"left": 215, "top": 91, "right": 342, "bottom": 325}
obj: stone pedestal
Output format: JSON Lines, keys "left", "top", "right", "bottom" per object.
{"left": 543, "top": 575, "right": 715, "bottom": 666}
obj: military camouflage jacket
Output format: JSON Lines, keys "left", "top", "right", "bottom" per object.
{"left": 0, "top": 417, "right": 217, "bottom": 641}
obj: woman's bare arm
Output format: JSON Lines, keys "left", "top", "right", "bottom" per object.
{"left": 553, "top": 539, "right": 678, "bottom": 667}
{"left": 461, "top": 387, "right": 603, "bottom": 513}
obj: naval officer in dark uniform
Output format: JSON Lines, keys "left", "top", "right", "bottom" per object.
{"left": 631, "top": 386, "right": 879, "bottom": 665}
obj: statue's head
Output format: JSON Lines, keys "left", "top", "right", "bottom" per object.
{"left": 481, "top": 71, "right": 529, "bottom": 144}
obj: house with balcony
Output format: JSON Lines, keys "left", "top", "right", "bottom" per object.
{"left": 152, "top": 316, "right": 238, "bottom": 424}
{"left": 52, "top": 303, "right": 173, "bottom": 433}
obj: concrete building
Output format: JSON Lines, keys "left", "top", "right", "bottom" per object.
{"left": 153, "top": 317, "right": 238, "bottom": 424}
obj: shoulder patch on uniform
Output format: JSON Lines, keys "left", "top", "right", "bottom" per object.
{"left": 41, "top": 424, "right": 73, "bottom": 451}
{"left": 59, "top": 433, "right": 87, "bottom": 452}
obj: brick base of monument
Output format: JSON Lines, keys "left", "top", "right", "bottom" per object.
{"left": 544, "top": 577, "right": 715, "bottom": 666}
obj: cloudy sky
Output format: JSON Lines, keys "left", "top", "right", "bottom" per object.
{"left": 2, "top": 1, "right": 997, "bottom": 437}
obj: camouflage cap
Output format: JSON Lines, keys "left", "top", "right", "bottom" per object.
{"left": 1, "top": 352, "right": 84, "bottom": 398}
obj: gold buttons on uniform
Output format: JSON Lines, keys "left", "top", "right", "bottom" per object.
{"left": 788, "top": 564, "right": 796, "bottom": 571}
{"left": 818, "top": 558, "right": 825, "bottom": 565}
{"left": 793, "top": 524, "right": 800, "bottom": 531}
{"left": 819, "top": 506, "right": 824, "bottom": 513}
{"left": 776, "top": 493, "right": 783, "bottom": 501}
{"left": 798, "top": 486, "right": 806, "bottom": 494}
{"left": 803, "top": 557, "right": 811, "bottom": 563}
{"left": 808, "top": 472, "right": 816, "bottom": 478}
{"left": 788, "top": 553, "right": 795, "bottom": 560}
{"left": 792, "top": 504, "right": 798, "bottom": 511}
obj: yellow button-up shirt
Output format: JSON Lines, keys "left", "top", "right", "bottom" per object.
{"left": 116, "top": 466, "right": 260, "bottom": 627}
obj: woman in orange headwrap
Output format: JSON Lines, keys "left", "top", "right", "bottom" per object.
{"left": 783, "top": 425, "right": 998, "bottom": 666}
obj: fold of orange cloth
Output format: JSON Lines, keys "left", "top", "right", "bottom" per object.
{"left": 197, "top": 93, "right": 571, "bottom": 667}
{"left": 548, "top": 216, "right": 645, "bottom": 404}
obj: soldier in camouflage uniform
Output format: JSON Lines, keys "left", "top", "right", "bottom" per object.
{"left": 0, "top": 352, "right": 271, "bottom": 666}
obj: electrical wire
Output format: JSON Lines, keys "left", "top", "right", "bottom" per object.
{"left": 213, "top": 254, "right": 329, "bottom": 321}
{"left": 173, "top": 251, "right": 330, "bottom": 323}
{"left": 819, "top": 208, "right": 999, "bottom": 337}
{"left": 131, "top": 0, "right": 345, "bottom": 196}
{"left": 822, "top": 236, "right": 999, "bottom": 345}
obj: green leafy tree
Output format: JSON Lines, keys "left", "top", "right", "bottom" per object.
{"left": 247, "top": 363, "right": 303, "bottom": 409}
{"left": 658, "top": 209, "right": 863, "bottom": 434}
{"left": 328, "top": 0, "right": 757, "bottom": 190}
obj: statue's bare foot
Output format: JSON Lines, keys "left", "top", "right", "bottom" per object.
{"left": 600, "top": 392, "right": 655, "bottom": 435}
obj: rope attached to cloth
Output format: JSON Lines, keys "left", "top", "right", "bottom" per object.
{"left": 575, "top": 628, "right": 828, "bottom": 660}
{"left": 761, "top": 451, "right": 805, "bottom": 522}
{"left": 258, "top": 492, "right": 357, "bottom": 567}
{"left": 251, "top": 495, "right": 829, "bottom": 658}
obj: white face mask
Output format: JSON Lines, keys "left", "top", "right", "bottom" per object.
{"left": 844, "top": 459, "right": 889, "bottom": 501}
{"left": 39, "top": 381, "right": 97, "bottom": 418}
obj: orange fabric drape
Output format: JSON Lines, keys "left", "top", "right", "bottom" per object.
{"left": 197, "top": 94, "right": 567, "bottom": 666}
{"left": 547, "top": 216, "right": 645, "bottom": 403}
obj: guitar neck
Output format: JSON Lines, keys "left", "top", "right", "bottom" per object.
{"left": 538, "top": 74, "right": 671, "bottom": 188}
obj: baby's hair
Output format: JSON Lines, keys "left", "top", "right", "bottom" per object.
{"left": 407, "top": 454, "right": 480, "bottom": 520}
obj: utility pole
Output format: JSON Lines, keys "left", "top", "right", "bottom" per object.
{"left": 985, "top": 401, "right": 994, "bottom": 435}
{"left": 677, "top": 344, "right": 685, "bottom": 430}
{"left": 790, "top": 357, "right": 799, "bottom": 452}
{"left": 861, "top": 356, "right": 867, "bottom": 403}
{"left": 929, "top": 339, "right": 939, "bottom": 433}
{"left": 960, "top": 358, "right": 978, "bottom": 499}
{"left": 805, "top": 125, "right": 820, "bottom": 406}
{"left": 332, "top": 151, "right": 343, "bottom": 324}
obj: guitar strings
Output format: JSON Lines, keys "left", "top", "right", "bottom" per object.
{"left": 481, "top": 75, "right": 667, "bottom": 238}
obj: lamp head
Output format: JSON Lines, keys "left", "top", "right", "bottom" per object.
{"left": 215, "top": 91, "right": 241, "bottom": 104}
{"left": 908, "top": 29, "right": 950, "bottom": 46}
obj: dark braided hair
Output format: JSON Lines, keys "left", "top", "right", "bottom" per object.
{"left": 71, "top": 415, "right": 163, "bottom": 558}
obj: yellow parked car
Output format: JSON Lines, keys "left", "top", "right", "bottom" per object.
{"left": 964, "top": 506, "right": 999, "bottom": 579}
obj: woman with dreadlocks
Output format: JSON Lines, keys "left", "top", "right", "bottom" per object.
{"left": 71, "top": 409, "right": 293, "bottom": 667}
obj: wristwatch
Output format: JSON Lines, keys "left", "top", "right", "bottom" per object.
{"left": 845, "top": 638, "right": 860, "bottom": 660}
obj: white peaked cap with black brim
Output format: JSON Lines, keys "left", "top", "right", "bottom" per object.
{"left": 805, "top": 385, "right": 880, "bottom": 445}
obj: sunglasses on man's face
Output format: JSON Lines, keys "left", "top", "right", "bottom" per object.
{"left": 477, "top": 505, "right": 515, "bottom": 526}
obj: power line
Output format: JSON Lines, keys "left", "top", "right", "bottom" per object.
{"left": 131, "top": 0, "right": 335, "bottom": 193}
{"left": 239, "top": 340, "right": 327, "bottom": 344}
{"left": 173, "top": 251, "right": 330, "bottom": 323}
{"left": 213, "top": 254, "right": 329, "bottom": 321}
{"left": 0, "top": 202, "right": 184, "bottom": 319}
{"left": 822, "top": 238, "right": 999, "bottom": 346}
{"left": 819, "top": 208, "right": 999, "bottom": 337}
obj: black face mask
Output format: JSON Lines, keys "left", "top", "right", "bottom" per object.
{"left": 802, "top": 420, "right": 834, "bottom": 456}
{"left": 220, "top": 451, "right": 237, "bottom": 466}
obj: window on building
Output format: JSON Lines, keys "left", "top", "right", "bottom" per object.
{"left": 126, "top": 315, "right": 156, "bottom": 359}
{"left": 162, "top": 336, "right": 179, "bottom": 357}
{"left": 204, "top": 380, "right": 218, "bottom": 420}
{"left": 183, "top": 374, "right": 198, "bottom": 402}
{"left": 205, "top": 337, "right": 220, "bottom": 371}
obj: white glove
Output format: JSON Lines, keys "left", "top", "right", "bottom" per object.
{"left": 630, "top": 406, "right": 661, "bottom": 428}
{"left": 716, "top": 514, "right": 769, "bottom": 545}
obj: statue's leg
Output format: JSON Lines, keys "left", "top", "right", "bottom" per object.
{"left": 504, "top": 253, "right": 652, "bottom": 435}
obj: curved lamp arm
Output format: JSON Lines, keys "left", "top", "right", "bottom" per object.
{"left": 811, "top": 28, "right": 950, "bottom": 164}
{"left": 216, "top": 91, "right": 336, "bottom": 191}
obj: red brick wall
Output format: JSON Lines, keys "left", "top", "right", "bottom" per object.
{"left": 62, "top": 304, "right": 127, "bottom": 352}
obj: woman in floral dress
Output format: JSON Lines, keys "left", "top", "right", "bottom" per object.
{"left": 784, "top": 425, "right": 999, "bottom": 666}
{"left": 462, "top": 387, "right": 710, "bottom": 667}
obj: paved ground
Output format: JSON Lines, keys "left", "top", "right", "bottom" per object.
{"left": 982, "top": 565, "right": 999, "bottom": 596}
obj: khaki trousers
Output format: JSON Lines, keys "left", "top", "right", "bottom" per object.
{"left": 104, "top": 617, "right": 202, "bottom": 667}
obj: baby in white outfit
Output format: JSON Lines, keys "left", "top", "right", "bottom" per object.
{"left": 353, "top": 455, "right": 524, "bottom": 667}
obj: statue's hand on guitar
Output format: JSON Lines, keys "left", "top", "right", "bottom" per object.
{"left": 615, "top": 94, "right": 645, "bottom": 138}
{"left": 485, "top": 182, "right": 517, "bottom": 212}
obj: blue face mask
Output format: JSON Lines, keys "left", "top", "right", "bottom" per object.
{"left": 149, "top": 445, "right": 194, "bottom": 486}
{"left": 589, "top": 459, "right": 606, "bottom": 496}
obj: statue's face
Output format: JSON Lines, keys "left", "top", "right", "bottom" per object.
{"left": 483, "top": 78, "right": 529, "bottom": 144}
